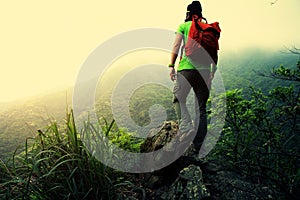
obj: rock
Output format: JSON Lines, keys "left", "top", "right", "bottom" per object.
{"left": 157, "top": 165, "right": 210, "bottom": 200}
{"left": 140, "top": 120, "right": 196, "bottom": 167}
{"left": 126, "top": 120, "right": 286, "bottom": 199}
{"left": 139, "top": 121, "right": 210, "bottom": 199}
{"left": 140, "top": 121, "right": 179, "bottom": 153}
{"left": 139, "top": 120, "right": 193, "bottom": 175}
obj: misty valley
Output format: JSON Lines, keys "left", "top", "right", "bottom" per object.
{"left": 0, "top": 48, "right": 299, "bottom": 199}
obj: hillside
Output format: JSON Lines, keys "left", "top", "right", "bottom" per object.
{"left": 0, "top": 89, "right": 72, "bottom": 160}
{"left": 0, "top": 48, "right": 298, "bottom": 161}
{"left": 219, "top": 48, "right": 299, "bottom": 92}
{"left": 0, "top": 48, "right": 299, "bottom": 199}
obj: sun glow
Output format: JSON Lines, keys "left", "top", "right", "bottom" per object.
{"left": 0, "top": 0, "right": 299, "bottom": 102}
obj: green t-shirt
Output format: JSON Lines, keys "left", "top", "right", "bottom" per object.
{"left": 176, "top": 21, "right": 195, "bottom": 71}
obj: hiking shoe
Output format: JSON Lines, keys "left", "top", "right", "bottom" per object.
{"left": 195, "top": 155, "right": 209, "bottom": 164}
{"left": 183, "top": 145, "right": 198, "bottom": 157}
{"left": 178, "top": 129, "right": 195, "bottom": 143}
{"left": 182, "top": 146, "right": 208, "bottom": 163}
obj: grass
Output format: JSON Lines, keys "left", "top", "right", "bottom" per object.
{"left": 0, "top": 109, "right": 136, "bottom": 200}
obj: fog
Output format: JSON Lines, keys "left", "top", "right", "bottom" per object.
{"left": 0, "top": 0, "right": 299, "bottom": 102}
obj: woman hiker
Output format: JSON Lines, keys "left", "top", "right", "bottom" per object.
{"left": 168, "top": 1, "right": 220, "bottom": 157}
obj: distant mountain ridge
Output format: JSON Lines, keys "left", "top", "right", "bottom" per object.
{"left": 0, "top": 88, "right": 72, "bottom": 160}
{"left": 0, "top": 48, "right": 299, "bottom": 160}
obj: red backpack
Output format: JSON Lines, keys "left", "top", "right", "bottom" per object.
{"left": 185, "top": 18, "right": 221, "bottom": 67}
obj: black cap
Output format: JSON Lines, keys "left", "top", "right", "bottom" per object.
{"left": 187, "top": 1, "right": 202, "bottom": 13}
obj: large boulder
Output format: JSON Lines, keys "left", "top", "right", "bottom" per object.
{"left": 137, "top": 120, "right": 278, "bottom": 199}
{"left": 139, "top": 121, "right": 210, "bottom": 199}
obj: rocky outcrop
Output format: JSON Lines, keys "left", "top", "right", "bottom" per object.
{"left": 140, "top": 121, "right": 210, "bottom": 199}
{"left": 202, "top": 168, "right": 281, "bottom": 200}
{"left": 140, "top": 120, "right": 179, "bottom": 153}
{"left": 137, "top": 121, "right": 278, "bottom": 200}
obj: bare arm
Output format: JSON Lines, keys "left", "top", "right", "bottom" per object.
{"left": 169, "top": 33, "right": 183, "bottom": 81}
{"left": 170, "top": 33, "right": 183, "bottom": 64}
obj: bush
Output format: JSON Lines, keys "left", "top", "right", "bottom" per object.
{"left": 211, "top": 85, "right": 299, "bottom": 199}
{"left": 0, "top": 110, "right": 135, "bottom": 200}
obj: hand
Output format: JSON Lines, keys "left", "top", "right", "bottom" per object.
{"left": 210, "top": 72, "right": 214, "bottom": 80}
{"left": 169, "top": 67, "right": 176, "bottom": 81}
{"left": 207, "top": 72, "right": 214, "bottom": 90}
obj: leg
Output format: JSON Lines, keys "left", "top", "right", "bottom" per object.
{"left": 173, "top": 71, "right": 193, "bottom": 132}
{"left": 191, "top": 69, "right": 210, "bottom": 150}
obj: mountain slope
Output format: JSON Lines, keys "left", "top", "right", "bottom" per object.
{"left": 0, "top": 48, "right": 298, "bottom": 160}
{"left": 0, "top": 88, "right": 72, "bottom": 160}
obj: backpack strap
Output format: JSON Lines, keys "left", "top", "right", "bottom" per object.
{"left": 194, "top": 17, "right": 203, "bottom": 32}
{"left": 193, "top": 17, "right": 204, "bottom": 47}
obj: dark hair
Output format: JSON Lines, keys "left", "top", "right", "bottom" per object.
{"left": 185, "top": 1, "right": 203, "bottom": 22}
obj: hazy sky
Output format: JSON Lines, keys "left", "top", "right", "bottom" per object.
{"left": 0, "top": 0, "right": 299, "bottom": 102}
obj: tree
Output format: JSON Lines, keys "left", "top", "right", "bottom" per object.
{"left": 212, "top": 53, "right": 300, "bottom": 199}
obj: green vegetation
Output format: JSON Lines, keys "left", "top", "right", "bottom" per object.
{"left": 129, "top": 84, "right": 176, "bottom": 126}
{"left": 219, "top": 49, "right": 298, "bottom": 93}
{"left": 0, "top": 89, "right": 72, "bottom": 161}
{"left": 211, "top": 59, "right": 300, "bottom": 199}
{"left": 0, "top": 49, "right": 299, "bottom": 199}
{"left": 0, "top": 110, "right": 144, "bottom": 199}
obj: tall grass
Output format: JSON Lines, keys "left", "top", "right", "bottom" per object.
{"left": 0, "top": 109, "right": 126, "bottom": 200}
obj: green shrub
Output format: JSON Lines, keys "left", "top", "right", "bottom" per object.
{"left": 0, "top": 110, "right": 134, "bottom": 200}
{"left": 211, "top": 85, "right": 299, "bottom": 199}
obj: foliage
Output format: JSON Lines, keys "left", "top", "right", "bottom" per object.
{"left": 0, "top": 89, "right": 72, "bottom": 161}
{"left": 211, "top": 59, "right": 300, "bottom": 199}
{"left": 271, "top": 60, "right": 300, "bottom": 82}
{"left": 129, "top": 84, "right": 176, "bottom": 126}
{"left": 0, "top": 110, "right": 139, "bottom": 200}
{"left": 220, "top": 49, "right": 298, "bottom": 94}
{"left": 108, "top": 127, "right": 144, "bottom": 153}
